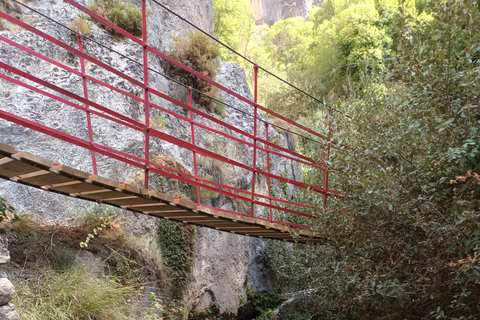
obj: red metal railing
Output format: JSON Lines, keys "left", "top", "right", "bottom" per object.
{"left": 0, "top": 0, "right": 346, "bottom": 229}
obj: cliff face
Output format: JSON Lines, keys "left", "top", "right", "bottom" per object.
{"left": 0, "top": 0, "right": 298, "bottom": 315}
{"left": 250, "top": 0, "right": 324, "bottom": 25}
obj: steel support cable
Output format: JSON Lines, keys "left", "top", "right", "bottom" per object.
{"left": 5, "top": 0, "right": 327, "bottom": 148}
{"left": 151, "top": 0, "right": 352, "bottom": 119}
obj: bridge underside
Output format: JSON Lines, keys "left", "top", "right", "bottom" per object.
{"left": 0, "top": 143, "right": 324, "bottom": 244}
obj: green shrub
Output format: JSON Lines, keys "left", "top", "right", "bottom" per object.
{"left": 247, "top": 287, "right": 281, "bottom": 315}
{"left": 69, "top": 15, "right": 92, "bottom": 36}
{"left": 166, "top": 30, "right": 220, "bottom": 112}
{"left": 13, "top": 267, "right": 135, "bottom": 320}
{"left": 87, "top": 0, "right": 143, "bottom": 37}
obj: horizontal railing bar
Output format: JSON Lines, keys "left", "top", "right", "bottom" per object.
{"left": 64, "top": 0, "right": 335, "bottom": 143}
{"left": 0, "top": 59, "right": 328, "bottom": 197}
{"left": 0, "top": 108, "right": 328, "bottom": 221}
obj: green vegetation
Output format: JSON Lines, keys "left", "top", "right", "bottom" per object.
{"left": 151, "top": 113, "right": 167, "bottom": 131}
{"left": 213, "top": 0, "right": 255, "bottom": 66}
{"left": 86, "top": 0, "right": 143, "bottom": 37}
{"left": 69, "top": 15, "right": 92, "bottom": 36}
{"left": 157, "top": 220, "right": 195, "bottom": 299}
{"left": 166, "top": 30, "right": 220, "bottom": 112}
{"left": 0, "top": 196, "right": 16, "bottom": 234}
{"left": 13, "top": 267, "right": 135, "bottom": 320}
{"left": 0, "top": 6, "right": 5, "bottom": 30}
{"left": 211, "top": 0, "right": 480, "bottom": 318}
{"left": 247, "top": 287, "right": 281, "bottom": 317}
{"left": 215, "top": 97, "right": 227, "bottom": 117}
{"left": 199, "top": 173, "right": 220, "bottom": 201}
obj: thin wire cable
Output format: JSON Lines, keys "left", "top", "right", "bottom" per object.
{"left": 151, "top": 0, "right": 351, "bottom": 118}
{"left": 6, "top": 0, "right": 327, "bottom": 146}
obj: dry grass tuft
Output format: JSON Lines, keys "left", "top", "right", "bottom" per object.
{"left": 165, "top": 30, "right": 220, "bottom": 111}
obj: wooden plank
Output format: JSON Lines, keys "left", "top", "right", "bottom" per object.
{"left": 49, "top": 181, "right": 106, "bottom": 194}
{"left": 15, "top": 151, "right": 54, "bottom": 169}
{"left": 0, "top": 158, "right": 46, "bottom": 178}
{"left": 151, "top": 211, "right": 200, "bottom": 218}
{"left": 104, "top": 197, "right": 153, "bottom": 206}
{"left": 173, "top": 198, "right": 197, "bottom": 211}
{"left": 0, "top": 143, "right": 15, "bottom": 157}
{"left": 74, "top": 189, "right": 132, "bottom": 201}
{"left": 16, "top": 171, "right": 74, "bottom": 186}
{"left": 231, "top": 230, "right": 292, "bottom": 238}
{"left": 123, "top": 203, "right": 169, "bottom": 212}
{"left": 53, "top": 164, "right": 90, "bottom": 180}
{"left": 88, "top": 175, "right": 120, "bottom": 189}
{"left": 148, "top": 190, "right": 175, "bottom": 203}
{"left": 119, "top": 183, "right": 149, "bottom": 196}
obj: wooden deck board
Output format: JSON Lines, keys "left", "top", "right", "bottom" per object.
{"left": 0, "top": 143, "right": 325, "bottom": 244}
{"left": 16, "top": 171, "right": 75, "bottom": 186}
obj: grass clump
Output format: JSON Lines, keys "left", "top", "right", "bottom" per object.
{"left": 86, "top": 0, "right": 143, "bottom": 37}
{"left": 151, "top": 113, "right": 167, "bottom": 131}
{"left": 13, "top": 267, "right": 135, "bottom": 320}
{"left": 214, "top": 97, "right": 227, "bottom": 117}
{"left": 166, "top": 30, "right": 220, "bottom": 112}
{"left": 69, "top": 15, "right": 92, "bottom": 36}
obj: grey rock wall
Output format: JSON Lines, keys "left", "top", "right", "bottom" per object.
{"left": 250, "top": 0, "right": 325, "bottom": 25}
{"left": 0, "top": 0, "right": 299, "bottom": 314}
{"left": 0, "top": 238, "right": 19, "bottom": 320}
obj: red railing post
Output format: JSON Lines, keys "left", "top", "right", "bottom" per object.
{"left": 265, "top": 122, "right": 273, "bottom": 222}
{"left": 189, "top": 87, "right": 200, "bottom": 204}
{"left": 323, "top": 107, "right": 333, "bottom": 208}
{"left": 250, "top": 64, "right": 259, "bottom": 217}
{"left": 76, "top": 33, "right": 97, "bottom": 175}
{"left": 142, "top": 0, "right": 150, "bottom": 189}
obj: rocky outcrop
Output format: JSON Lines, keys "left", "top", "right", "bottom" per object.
{"left": 0, "top": 238, "right": 19, "bottom": 320}
{"left": 251, "top": 0, "right": 324, "bottom": 25}
{"left": 0, "top": 0, "right": 298, "bottom": 315}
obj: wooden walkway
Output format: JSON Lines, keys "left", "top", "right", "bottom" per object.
{"left": 0, "top": 143, "right": 324, "bottom": 244}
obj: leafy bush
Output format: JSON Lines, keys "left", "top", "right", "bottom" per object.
{"left": 165, "top": 30, "right": 220, "bottom": 112}
{"left": 86, "top": 0, "right": 143, "bottom": 37}
{"left": 13, "top": 267, "right": 135, "bottom": 320}
{"left": 276, "top": 1, "right": 480, "bottom": 319}
{"left": 247, "top": 287, "right": 281, "bottom": 315}
{"left": 69, "top": 15, "right": 92, "bottom": 36}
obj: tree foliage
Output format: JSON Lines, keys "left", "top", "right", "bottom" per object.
{"left": 213, "top": 0, "right": 480, "bottom": 318}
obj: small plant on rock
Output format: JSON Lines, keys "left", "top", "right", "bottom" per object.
{"left": 166, "top": 30, "right": 220, "bottom": 112}
{"left": 0, "top": 6, "right": 5, "bottom": 31}
{"left": 69, "top": 15, "right": 92, "bottom": 36}
{"left": 86, "top": 0, "right": 143, "bottom": 37}
{"left": 0, "top": 196, "right": 15, "bottom": 234}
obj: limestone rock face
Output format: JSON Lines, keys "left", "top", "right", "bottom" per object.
{"left": 0, "top": 0, "right": 298, "bottom": 314}
{"left": 251, "top": 0, "right": 324, "bottom": 25}
{"left": 0, "top": 238, "right": 9, "bottom": 265}
{"left": 0, "top": 303, "right": 20, "bottom": 320}
{"left": 0, "top": 278, "right": 15, "bottom": 306}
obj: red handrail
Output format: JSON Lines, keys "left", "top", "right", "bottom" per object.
{"left": 0, "top": 1, "right": 349, "bottom": 228}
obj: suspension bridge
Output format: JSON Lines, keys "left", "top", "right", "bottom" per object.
{"left": 0, "top": 0, "right": 347, "bottom": 243}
